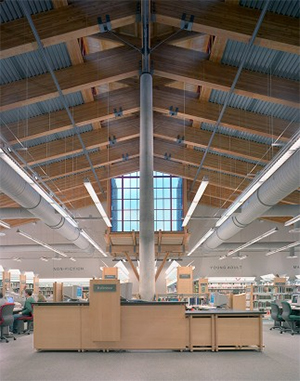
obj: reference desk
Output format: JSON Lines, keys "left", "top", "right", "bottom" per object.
{"left": 33, "top": 280, "right": 264, "bottom": 352}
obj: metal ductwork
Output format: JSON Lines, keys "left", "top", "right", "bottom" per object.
{"left": 203, "top": 149, "right": 300, "bottom": 250}
{"left": 0, "top": 208, "right": 34, "bottom": 219}
{"left": 0, "top": 159, "right": 94, "bottom": 253}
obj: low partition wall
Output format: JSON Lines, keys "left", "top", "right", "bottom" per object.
{"left": 187, "top": 310, "right": 263, "bottom": 351}
{"left": 33, "top": 302, "right": 263, "bottom": 352}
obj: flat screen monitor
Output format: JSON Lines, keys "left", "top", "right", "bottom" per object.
{"left": 76, "top": 287, "right": 82, "bottom": 298}
{"left": 6, "top": 296, "right": 14, "bottom": 303}
{"left": 211, "top": 292, "right": 228, "bottom": 308}
{"left": 291, "top": 293, "right": 300, "bottom": 305}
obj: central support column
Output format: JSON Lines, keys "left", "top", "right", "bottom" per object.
{"left": 139, "top": 72, "right": 155, "bottom": 301}
{"left": 139, "top": 0, "right": 155, "bottom": 300}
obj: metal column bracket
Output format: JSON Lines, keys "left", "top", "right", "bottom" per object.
{"left": 164, "top": 153, "right": 171, "bottom": 160}
{"left": 169, "top": 106, "right": 178, "bottom": 116}
{"left": 108, "top": 136, "right": 117, "bottom": 146}
{"left": 122, "top": 153, "right": 129, "bottom": 161}
{"left": 98, "top": 15, "right": 112, "bottom": 33}
{"left": 113, "top": 107, "right": 123, "bottom": 117}
{"left": 176, "top": 135, "right": 185, "bottom": 144}
{"left": 180, "top": 13, "right": 194, "bottom": 31}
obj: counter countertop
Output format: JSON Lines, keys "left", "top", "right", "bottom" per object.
{"left": 33, "top": 301, "right": 186, "bottom": 306}
{"left": 185, "top": 309, "right": 264, "bottom": 315}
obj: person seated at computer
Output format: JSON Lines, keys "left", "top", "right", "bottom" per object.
{"left": 37, "top": 291, "right": 47, "bottom": 303}
{"left": 0, "top": 291, "right": 7, "bottom": 306}
{"left": 11, "top": 289, "right": 35, "bottom": 333}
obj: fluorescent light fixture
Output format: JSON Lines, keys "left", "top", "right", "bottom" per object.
{"left": 13, "top": 257, "right": 22, "bottom": 262}
{"left": 266, "top": 241, "right": 300, "bottom": 256}
{"left": 182, "top": 177, "right": 209, "bottom": 227}
{"left": 83, "top": 179, "right": 112, "bottom": 227}
{"left": 284, "top": 214, "right": 300, "bottom": 227}
{"left": 232, "top": 253, "right": 248, "bottom": 260}
{"left": 80, "top": 229, "right": 107, "bottom": 257}
{"left": 214, "top": 131, "right": 300, "bottom": 229}
{"left": 227, "top": 227, "right": 278, "bottom": 256}
{"left": 40, "top": 257, "right": 49, "bottom": 262}
{"left": 219, "top": 255, "right": 227, "bottom": 261}
{"left": 17, "top": 229, "right": 68, "bottom": 257}
{"left": 69, "top": 257, "right": 76, "bottom": 262}
{"left": 0, "top": 220, "right": 11, "bottom": 229}
{"left": 0, "top": 148, "right": 78, "bottom": 228}
{"left": 187, "top": 228, "right": 215, "bottom": 256}
{"left": 52, "top": 257, "right": 62, "bottom": 261}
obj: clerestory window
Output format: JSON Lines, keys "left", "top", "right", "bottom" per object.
{"left": 111, "top": 171, "right": 183, "bottom": 232}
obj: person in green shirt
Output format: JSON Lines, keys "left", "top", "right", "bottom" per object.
{"left": 11, "top": 289, "right": 35, "bottom": 333}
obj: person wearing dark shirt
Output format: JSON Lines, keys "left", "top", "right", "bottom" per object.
{"left": 11, "top": 289, "right": 35, "bottom": 333}
{"left": 0, "top": 291, "right": 7, "bottom": 307}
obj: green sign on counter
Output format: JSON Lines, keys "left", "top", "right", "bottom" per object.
{"left": 104, "top": 275, "right": 116, "bottom": 279}
{"left": 179, "top": 274, "right": 191, "bottom": 279}
{"left": 93, "top": 284, "right": 116, "bottom": 292}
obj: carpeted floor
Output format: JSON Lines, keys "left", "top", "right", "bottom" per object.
{"left": 0, "top": 322, "right": 299, "bottom": 381}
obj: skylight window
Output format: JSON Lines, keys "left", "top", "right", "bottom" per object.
{"left": 111, "top": 172, "right": 183, "bottom": 232}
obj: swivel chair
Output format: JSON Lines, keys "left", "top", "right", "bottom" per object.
{"left": 270, "top": 302, "right": 284, "bottom": 330}
{"left": 0, "top": 303, "right": 16, "bottom": 343}
{"left": 280, "top": 301, "right": 300, "bottom": 335}
{"left": 17, "top": 304, "right": 34, "bottom": 334}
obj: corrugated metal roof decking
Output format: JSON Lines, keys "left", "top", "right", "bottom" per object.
{"left": 0, "top": 0, "right": 53, "bottom": 23}
{"left": 240, "top": 0, "right": 300, "bottom": 18}
{"left": 222, "top": 40, "right": 300, "bottom": 81}
{"left": 0, "top": 43, "right": 72, "bottom": 85}
{"left": 0, "top": 92, "right": 84, "bottom": 125}
{"left": 209, "top": 90, "right": 300, "bottom": 123}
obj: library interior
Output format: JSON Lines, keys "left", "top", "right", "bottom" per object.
{"left": 0, "top": 1, "right": 299, "bottom": 381}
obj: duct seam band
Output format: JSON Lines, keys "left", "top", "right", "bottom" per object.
{"left": 232, "top": 215, "right": 248, "bottom": 229}
{"left": 256, "top": 188, "right": 275, "bottom": 208}
{"left": 45, "top": 217, "right": 64, "bottom": 230}
{"left": 25, "top": 195, "right": 43, "bottom": 211}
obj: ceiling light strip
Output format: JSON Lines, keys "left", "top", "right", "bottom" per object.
{"left": 0, "top": 220, "right": 11, "bottom": 229}
{"left": 80, "top": 229, "right": 107, "bottom": 257}
{"left": 182, "top": 177, "right": 209, "bottom": 227}
{"left": 284, "top": 214, "right": 300, "bottom": 227}
{"left": 17, "top": 229, "right": 68, "bottom": 258}
{"left": 83, "top": 179, "right": 112, "bottom": 227}
{"left": 187, "top": 228, "right": 215, "bottom": 256}
{"left": 227, "top": 227, "right": 278, "bottom": 256}
{"left": 265, "top": 241, "right": 300, "bottom": 256}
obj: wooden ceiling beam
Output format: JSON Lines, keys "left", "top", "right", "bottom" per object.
{"left": 1, "top": 1, "right": 297, "bottom": 60}
{"left": 152, "top": 45, "right": 300, "bottom": 108}
{"left": 154, "top": 1, "right": 299, "bottom": 54}
{"left": 0, "top": 47, "right": 139, "bottom": 112}
{"left": 0, "top": 1, "right": 136, "bottom": 59}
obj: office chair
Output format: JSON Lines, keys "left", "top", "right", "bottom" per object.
{"left": 0, "top": 303, "right": 16, "bottom": 343}
{"left": 280, "top": 301, "right": 300, "bottom": 335}
{"left": 17, "top": 304, "right": 34, "bottom": 335}
{"left": 270, "top": 303, "right": 284, "bottom": 330}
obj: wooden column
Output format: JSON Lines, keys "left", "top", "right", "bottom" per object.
{"left": 53, "top": 282, "right": 63, "bottom": 302}
{"left": 177, "top": 267, "right": 193, "bottom": 294}
{"left": 2, "top": 271, "right": 11, "bottom": 294}
{"left": 33, "top": 276, "right": 39, "bottom": 294}
{"left": 102, "top": 267, "right": 118, "bottom": 280}
{"left": 89, "top": 279, "right": 120, "bottom": 342}
{"left": 19, "top": 274, "right": 26, "bottom": 295}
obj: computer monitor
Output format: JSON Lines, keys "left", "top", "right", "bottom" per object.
{"left": 291, "top": 293, "right": 300, "bottom": 305}
{"left": 211, "top": 292, "right": 228, "bottom": 308}
{"left": 6, "top": 296, "right": 14, "bottom": 303}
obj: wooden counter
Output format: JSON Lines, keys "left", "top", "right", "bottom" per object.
{"left": 33, "top": 301, "right": 187, "bottom": 351}
{"left": 186, "top": 310, "right": 264, "bottom": 351}
{"left": 33, "top": 303, "right": 263, "bottom": 352}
